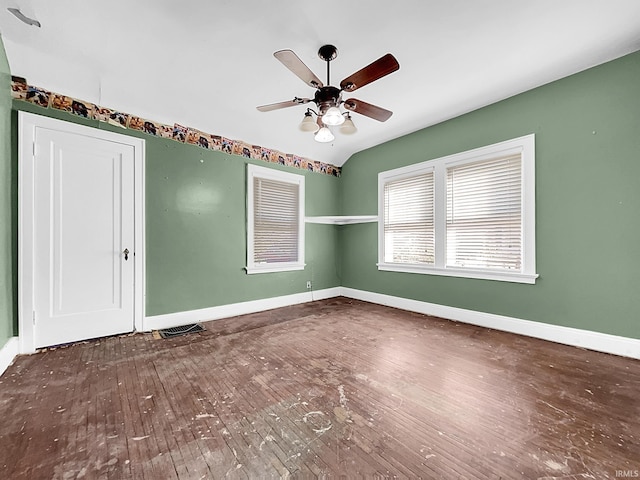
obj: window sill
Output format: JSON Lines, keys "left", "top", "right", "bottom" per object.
{"left": 377, "top": 263, "right": 538, "bottom": 284}
{"left": 245, "top": 263, "right": 306, "bottom": 275}
{"left": 305, "top": 215, "right": 378, "bottom": 225}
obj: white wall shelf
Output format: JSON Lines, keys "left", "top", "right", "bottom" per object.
{"left": 305, "top": 215, "right": 378, "bottom": 225}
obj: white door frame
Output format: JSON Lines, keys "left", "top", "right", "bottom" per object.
{"left": 18, "top": 111, "right": 145, "bottom": 354}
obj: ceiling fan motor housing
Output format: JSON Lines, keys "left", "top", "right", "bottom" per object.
{"left": 314, "top": 86, "right": 342, "bottom": 114}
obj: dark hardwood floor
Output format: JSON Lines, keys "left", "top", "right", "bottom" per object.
{"left": 0, "top": 297, "right": 638, "bottom": 479}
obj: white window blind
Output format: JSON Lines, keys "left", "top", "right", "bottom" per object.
{"left": 446, "top": 154, "right": 522, "bottom": 271}
{"left": 253, "top": 176, "right": 300, "bottom": 264}
{"left": 384, "top": 172, "right": 434, "bottom": 264}
{"left": 247, "top": 164, "right": 304, "bottom": 274}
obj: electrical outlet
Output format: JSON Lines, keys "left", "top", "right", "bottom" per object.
{"left": 306, "top": 281, "right": 312, "bottom": 289}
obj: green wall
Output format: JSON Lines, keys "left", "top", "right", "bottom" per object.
{"left": 11, "top": 102, "right": 341, "bottom": 318}
{"left": 0, "top": 36, "right": 14, "bottom": 348}
{"left": 340, "top": 50, "right": 640, "bottom": 339}
{"left": 143, "top": 137, "right": 341, "bottom": 315}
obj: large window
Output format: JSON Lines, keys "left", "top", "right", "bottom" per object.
{"left": 246, "top": 164, "right": 305, "bottom": 274}
{"left": 378, "top": 134, "right": 537, "bottom": 284}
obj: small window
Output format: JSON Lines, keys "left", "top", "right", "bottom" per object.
{"left": 246, "top": 164, "right": 305, "bottom": 274}
{"left": 378, "top": 134, "right": 537, "bottom": 284}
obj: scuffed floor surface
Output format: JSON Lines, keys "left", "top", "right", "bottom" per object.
{"left": 0, "top": 298, "right": 638, "bottom": 479}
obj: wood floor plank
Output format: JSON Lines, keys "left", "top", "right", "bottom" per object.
{"left": 1, "top": 298, "right": 638, "bottom": 479}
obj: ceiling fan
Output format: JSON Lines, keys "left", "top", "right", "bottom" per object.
{"left": 256, "top": 44, "right": 400, "bottom": 143}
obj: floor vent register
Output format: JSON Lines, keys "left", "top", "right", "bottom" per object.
{"left": 158, "top": 323, "right": 205, "bottom": 339}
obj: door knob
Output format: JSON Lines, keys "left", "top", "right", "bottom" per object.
{"left": 123, "top": 248, "right": 130, "bottom": 261}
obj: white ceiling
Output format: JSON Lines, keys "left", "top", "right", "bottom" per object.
{"left": 1, "top": 1, "right": 640, "bottom": 167}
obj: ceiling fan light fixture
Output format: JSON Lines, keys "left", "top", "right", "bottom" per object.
{"left": 257, "top": 45, "right": 400, "bottom": 143}
{"left": 321, "top": 106, "right": 345, "bottom": 126}
{"left": 314, "top": 126, "right": 334, "bottom": 143}
{"left": 299, "top": 111, "right": 319, "bottom": 132}
{"left": 340, "top": 114, "right": 357, "bottom": 135}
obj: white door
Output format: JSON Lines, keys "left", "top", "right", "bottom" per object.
{"left": 19, "top": 113, "right": 144, "bottom": 350}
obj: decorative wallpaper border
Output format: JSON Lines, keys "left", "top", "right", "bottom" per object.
{"left": 10, "top": 79, "right": 341, "bottom": 177}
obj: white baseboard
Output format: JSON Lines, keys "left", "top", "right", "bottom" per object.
{"left": 143, "top": 288, "right": 340, "bottom": 331}
{"left": 16, "top": 283, "right": 636, "bottom": 359}
{"left": 311, "top": 287, "right": 342, "bottom": 301}
{"left": 0, "top": 337, "right": 19, "bottom": 377}
{"left": 142, "top": 285, "right": 640, "bottom": 360}
{"left": 341, "top": 288, "right": 640, "bottom": 360}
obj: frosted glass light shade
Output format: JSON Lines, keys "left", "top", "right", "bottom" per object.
{"left": 321, "top": 106, "right": 345, "bottom": 126}
{"left": 314, "top": 126, "right": 334, "bottom": 143}
{"left": 299, "top": 113, "right": 319, "bottom": 132}
{"left": 340, "top": 115, "right": 357, "bottom": 134}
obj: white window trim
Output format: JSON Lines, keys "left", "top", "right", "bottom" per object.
{"left": 378, "top": 134, "right": 538, "bottom": 284}
{"left": 246, "top": 164, "right": 305, "bottom": 274}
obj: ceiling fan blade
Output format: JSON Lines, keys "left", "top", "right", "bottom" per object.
{"left": 274, "top": 50, "right": 324, "bottom": 88}
{"left": 343, "top": 98, "right": 393, "bottom": 122}
{"left": 340, "top": 53, "right": 399, "bottom": 92}
{"left": 256, "top": 98, "right": 311, "bottom": 112}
